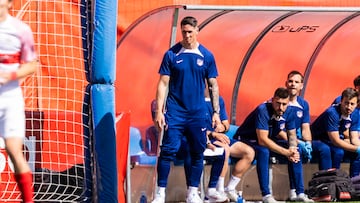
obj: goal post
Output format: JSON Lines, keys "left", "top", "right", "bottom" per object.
{"left": 90, "top": 0, "right": 118, "bottom": 201}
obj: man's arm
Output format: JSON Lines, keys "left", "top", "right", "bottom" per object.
{"left": 209, "top": 131, "right": 230, "bottom": 145}
{"left": 2, "top": 23, "right": 38, "bottom": 83}
{"left": 301, "top": 123, "right": 312, "bottom": 141}
{"left": 155, "top": 75, "right": 169, "bottom": 132}
{"left": 15, "top": 60, "right": 38, "bottom": 79}
{"left": 214, "top": 96, "right": 230, "bottom": 133}
{"left": 350, "top": 130, "right": 360, "bottom": 146}
{"left": 207, "top": 77, "right": 219, "bottom": 113}
{"left": 0, "top": 60, "right": 38, "bottom": 84}
{"left": 207, "top": 77, "right": 221, "bottom": 127}
{"left": 328, "top": 131, "right": 358, "bottom": 152}
{"left": 288, "top": 129, "right": 301, "bottom": 162}
{"left": 215, "top": 119, "right": 230, "bottom": 133}
{"left": 288, "top": 129, "right": 298, "bottom": 148}
{"left": 277, "top": 130, "right": 287, "bottom": 140}
{"left": 343, "top": 129, "right": 350, "bottom": 143}
{"left": 257, "top": 129, "right": 293, "bottom": 157}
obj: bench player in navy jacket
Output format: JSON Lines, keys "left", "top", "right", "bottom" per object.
{"left": 311, "top": 88, "right": 360, "bottom": 177}
{"left": 332, "top": 75, "right": 360, "bottom": 105}
{"left": 285, "top": 71, "right": 314, "bottom": 202}
{"left": 234, "top": 87, "right": 304, "bottom": 203}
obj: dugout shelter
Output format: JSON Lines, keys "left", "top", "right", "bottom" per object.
{"left": 116, "top": 5, "right": 360, "bottom": 202}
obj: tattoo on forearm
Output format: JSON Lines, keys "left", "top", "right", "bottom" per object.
{"left": 288, "top": 134, "right": 297, "bottom": 147}
{"left": 210, "top": 80, "right": 220, "bottom": 113}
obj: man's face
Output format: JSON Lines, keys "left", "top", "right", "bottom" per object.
{"left": 0, "top": 0, "right": 10, "bottom": 19}
{"left": 181, "top": 24, "right": 198, "bottom": 47}
{"left": 286, "top": 74, "right": 303, "bottom": 97}
{"left": 272, "top": 96, "right": 289, "bottom": 116}
{"left": 341, "top": 96, "right": 358, "bottom": 116}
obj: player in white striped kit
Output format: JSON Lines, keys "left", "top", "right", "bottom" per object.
{"left": 0, "top": 0, "right": 38, "bottom": 202}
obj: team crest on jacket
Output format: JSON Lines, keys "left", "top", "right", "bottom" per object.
{"left": 280, "top": 123, "right": 285, "bottom": 130}
{"left": 197, "top": 58, "right": 203, "bottom": 66}
{"left": 297, "top": 110, "right": 303, "bottom": 118}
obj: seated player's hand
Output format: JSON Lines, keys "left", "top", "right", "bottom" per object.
{"left": 288, "top": 152, "right": 300, "bottom": 163}
{"left": 288, "top": 156, "right": 298, "bottom": 163}
{"left": 298, "top": 140, "right": 312, "bottom": 162}
{"left": 212, "top": 113, "right": 221, "bottom": 129}
{"left": 207, "top": 143, "right": 216, "bottom": 151}
{"left": 155, "top": 112, "right": 166, "bottom": 132}
{"left": 213, "top": 133, "right": 230, "bottom": 145}
{"left": 214, "top": 123, "right": 225, "bottom": 133}
{"left": 288, "top": 146, "right": 300, "bottom": 163}
{"left": 304, "top": 141, "right": 312, "bottom": 152}
{"left": 298, "top": 140, "right": 305, "bottom": 148}
{"left": 304, "top": 141, "right": 312, "bottom": 160}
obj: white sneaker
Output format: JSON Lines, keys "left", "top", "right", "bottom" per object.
{"left": 186, "top": 192, "right": 203, "bottom": 203}
{"left": 262, "top": 195, "right": 279, "bottom": 203}
{"left": 205, "top": 190, "right": 228, "bottom": 202}
{"left": 289, "top": 189, "right": 296, "bottom": 201}
{"left": 225, "top": 189, "right": 238, "bottom": 202}
{"left": 151, "top": 193, "right": 165, "bottom": 203}
{"left": 218, "top": 191, "right": 230, "bottom": 201}
{"left": 293, "top": 193, "right": 314, "bottom": 202}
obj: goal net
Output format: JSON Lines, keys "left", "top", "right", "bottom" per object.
{"left": 0, "top": 0, "right": 92, "bottom": 202}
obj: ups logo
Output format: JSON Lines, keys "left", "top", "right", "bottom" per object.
{"left": 272, "top": 25, "right": 319, "bottom": 32}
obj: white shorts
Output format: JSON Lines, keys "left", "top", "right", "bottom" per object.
{"left": 0, "top": 88, "right": 25, "bottom": 138}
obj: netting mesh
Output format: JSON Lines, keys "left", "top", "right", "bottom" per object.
{"left": 0, "top": 0, "right": 91, "bottom": 202}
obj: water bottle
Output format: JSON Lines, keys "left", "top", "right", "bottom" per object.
{"left": 140, "top": 191, "right": 147, "bottom": 203}
{"left": 237, "top": 191, "right": 243, "bottom": 203}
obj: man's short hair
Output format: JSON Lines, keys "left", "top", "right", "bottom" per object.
{"left": 181, "top": 16, "right": 198, "bottom": 27}
{"left": 341, "top": 87, "right": 359, "bottom": 102}
{"left": 274, "top": 87, "right": 290, "bottom": 99}
{"left": 287, "top": 70, "right": 304, "bottom": 82}
{"left": 353, "top": 75, "right": 360, "bottom": 87}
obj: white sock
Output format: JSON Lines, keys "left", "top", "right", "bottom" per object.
{"left": 216, "top": 177, "right": 225, "bottom": 192}
{"left": 263, "top": 194, "right": 272, "bottom": 200}
{"left": 188, "top": 186, "right": 198, "bottom": 195}
{"left": 158, "top": 187, "right": 166, "bottom": 196}
{"left": 226, "top": 175, "right": 241, "bottom": 191}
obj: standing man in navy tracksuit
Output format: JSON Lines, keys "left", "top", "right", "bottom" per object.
{"left": 152, "top": 16, "right": 221, "bottom": 203}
